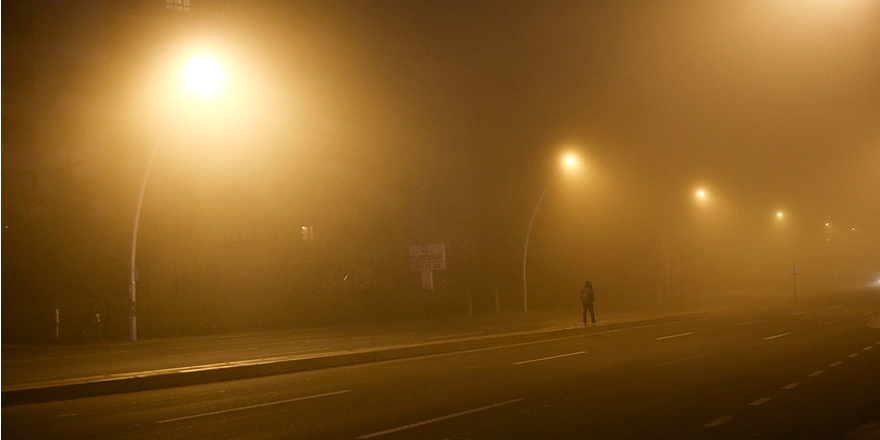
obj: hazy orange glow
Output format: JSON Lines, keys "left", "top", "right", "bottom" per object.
{"left": 183, "top": 54, "right": 225, "bottom": 96}
{"left": 562, "top": 153, "right": 580, "bottom": 171}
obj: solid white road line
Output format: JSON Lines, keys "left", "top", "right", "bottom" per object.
{"left": 655, "top": 332, "right": 694, "bottom": 341}
{"left": 764, "top": 332, "right": 791, "bottom": 340}
{"left": 357, "top": 399, "right": 524, "bottom": 439}
{"left": 427, "top": 332, "right": 485, "bottom": 340}
{"left": 156, "top": 390, "right": 352, "bottom": 424}
{"left": 352, "top": 332, "right": 420, "bottom": 340}
{"left": 514, "top": 351, "right": 587, "bottom": 365}
{"left": 809, "top": 370, "right": 825, "bottom": 377}
{"left": 275, "top": 348, "right": 333, "bottom": 357}
{"left": 736, "top": 320, "right": 762, "bottom": 326}
{"left": 748, "top": 397, "right": 771, "bottom": 406}
{"left": 704, "top": 416, "right": 733, "bottom": 428}
{"left": 781, "top": 383, "right": 799, "bottom": 390}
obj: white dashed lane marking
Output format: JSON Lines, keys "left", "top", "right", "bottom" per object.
{"left": 653, "top": 353, "right": 709, "bottom": 367}
{"left": 514, "top": 351, "right": 586, "bottom": 365}
{"left": 157, "top": 390, "right": 352, "bottom": 424}
{"left": 764, "top": 332, "right": 791, "bottom": 341}
{"left": 789, "top": 312, "right": 807, "bottom": 316}
{"left": 700, "top": 335, "right": 876, "bottom": 433}
{"left": 748, "top": 397, "right": 771, "bottom": 406}
{"left": 655, "top": 332, "right": 694, "bottom": 341}
{"left": 356, "top": 399, "right": 524, "bottom": 439}
{"left": 736, "top": 320, "right": 762, "bottom": 326}
{"left": 704, "top": 416, "right": 733, "bottom": 428}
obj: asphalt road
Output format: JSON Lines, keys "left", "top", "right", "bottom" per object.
{"left": 4, "top": 294, "right": 879, "bottom": 439}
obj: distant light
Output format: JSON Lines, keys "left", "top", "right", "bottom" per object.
{"left": 825, "top": 222, "right": 830, "bottom": 226}
{"left": 183, "top": 54, "right": 225, "bottom": 96}
{"left": 695, "top": 189, "right": 707, "bottom": 201}
{"left": 852, "top": 227, "right": 856, "bottom": 231}
{"left": 777, "top": 212, "right": 784, "bottom": 218}
{"left": 561, "top": 153, "right": 580, "bottom": 170}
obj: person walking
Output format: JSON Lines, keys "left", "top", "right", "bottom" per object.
{"left": 581, "top": 280, "right": 595, "bottom": 325}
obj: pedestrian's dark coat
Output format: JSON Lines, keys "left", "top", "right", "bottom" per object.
{"left": 581, "top": 283, "right": 594, "bottom": 303}
{"left": 581, "top": 281, "right": 595, "bottom": 324}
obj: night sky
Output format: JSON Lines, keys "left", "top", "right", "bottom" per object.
{"left": 3, "top": 0, "right": 879, "bottom": 341}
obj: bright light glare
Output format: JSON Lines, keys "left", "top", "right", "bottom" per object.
{"left": 183, "top": 55, "right": 225, "bottom": 96}
{"left": 561, "top": 154, "right": 580, "bottom": 170}
{"left": 777, "top": 212, "right": 784, "bottom": 218}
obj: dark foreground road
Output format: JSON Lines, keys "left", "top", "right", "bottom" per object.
{"left": 4, "top": 293, "right": 879, "bottom": 439}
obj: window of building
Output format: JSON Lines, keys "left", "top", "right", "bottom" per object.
{"left": 166, "top": 0, "right": 190, "bottom": 12}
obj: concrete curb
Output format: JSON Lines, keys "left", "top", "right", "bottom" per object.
{"left": 1, "top": 312, "right": 705, "bottom": 407}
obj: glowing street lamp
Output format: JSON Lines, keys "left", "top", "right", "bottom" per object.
{"left": 522, "top": 153, "right": 581, "bottom": 312}
{"left": 129, "top": 54, "right": 225, "bottom": 342}
{"left": 183, "top": 55, "right": 225, "bottom": 96}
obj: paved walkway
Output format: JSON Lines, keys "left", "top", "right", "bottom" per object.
{"left": 1, "top": 301, "right": 733, "bottom": 406}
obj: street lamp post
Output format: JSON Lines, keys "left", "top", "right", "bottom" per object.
{"left": 129, "top": 115, "right": 172, "bottom": 342}
{"left": 129, "top": 54, "right": 225, "bottom": 342}
{"left": 522, "top": 154, "right": 579, "bottom": 313}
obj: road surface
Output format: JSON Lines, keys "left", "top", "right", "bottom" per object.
{"left": 4, "top": 293, "right": 879, "bottom": 439}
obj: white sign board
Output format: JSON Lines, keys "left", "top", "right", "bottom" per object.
{"left": 409, "top": 243, "right": 446, "bottom": 271}
{"left": 421, "top": 269, "right": 434, "bottom": 290}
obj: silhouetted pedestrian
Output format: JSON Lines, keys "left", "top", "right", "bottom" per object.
{"left": 581, "top": 281, "right": 595, "bottom": 325}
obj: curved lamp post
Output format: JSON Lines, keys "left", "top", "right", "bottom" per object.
{"left": 129, "top": 54, "right": 225, "bottom": 342}
{"left": 522, "top": 154, "right": 579, "bottom": 312}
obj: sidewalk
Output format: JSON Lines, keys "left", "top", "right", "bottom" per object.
{"left": 1, "top": 302, "right": 729, "bottom": 407}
